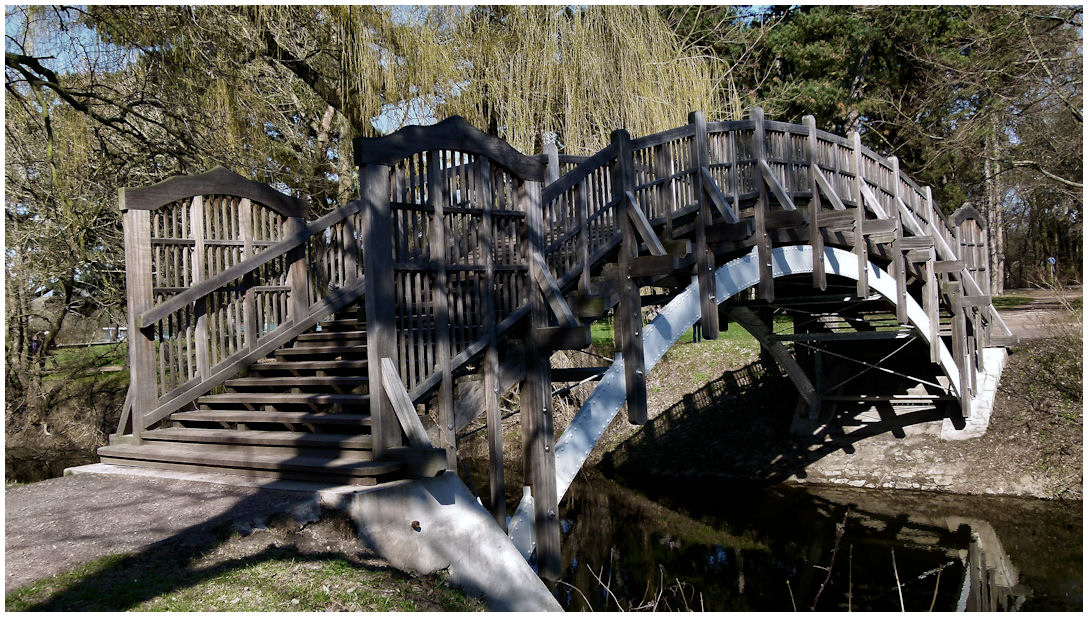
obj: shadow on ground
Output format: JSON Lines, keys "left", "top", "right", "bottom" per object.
{"left": 600, "top": 358, "right": 951, "bottom": 486}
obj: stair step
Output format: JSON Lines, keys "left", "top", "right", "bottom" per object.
{"left": 318, "top": 318, "right": 364, "bottom": 331}
{"left": 225, "top": 376, "right": 369, "bottom": 389}
{"left": 98, "top": 443, "right": 401, "bottom": 481}
{"left": 297, "top": 331, "right": 367, "bottom": 343}
{"left": 172, "top": 410, "right": 372, "bottom": 426}
{"left": 144, "top": 427, "right": 373, "bottom": 450}
{"left": 249, "top": 360, "right": 369, "bottom": 373}
{"left": 275, "top": 345, "right": 367, "bottom": 357}
{"left": 197, "top": 393, "right": 369, "bottom": 406}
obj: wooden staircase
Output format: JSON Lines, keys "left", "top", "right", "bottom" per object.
{"left": 100, "top": 308, "right": 443, "bottom": 485}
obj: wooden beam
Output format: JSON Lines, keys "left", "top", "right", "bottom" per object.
{"left": 769, "top": 330, "right": 917, "bottom": 342}
{"left": 859, "top": 182, "right": 889, "bottom": 219}
{"left": 534, "top": 325, "right": 592, "bottom": 350}
{"left": 723, "top": 307, "right": 817, "bottom": 410}
{"left": 888, "top": 156, "right": 908, "bottom": 325}
{"left": 380, "top": 358, "right": 433, "bottom": 449}
{"left": 759, "top": 159, "right": 797, "bottom": 210}
{"left": 551, "top": 366, "right": 610, "bottom": 382}
{"left": 628, "top": 254, "right": 680, "bottom": 278}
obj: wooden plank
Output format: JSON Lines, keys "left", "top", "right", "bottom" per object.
{"left": 958, "top": 295, "right": 993, "bottom": 308}
{"left": 770, "top": 330, "right": 917, "bottom": 342}
{"left": 699, "top": 166, "right": 740, "bottom": 224}
{"left": 850, "top": 131, "right": 869, "bottom": 297}
{"left": 706, "top": 220, "right": 754, "bottom": 243}
{"left": 751, "top": 107, "right": 774, "bottom": 302}
{"left": 625, "top": 192, "right": 667, "bottom": 256}
{"left": 759, "top": 159, "right": 796, "bottom": 210}
{"left": 122, "top": 207, "right": 155, "bottom": 440}
{"left": 361, "top": 164, "right": 400, "bottom": 458}
{"left": 689, "top": 111, "right": 719, "bottom": 338}
{"left": 805, "top": 116, "right": 827, "bottom": 290}
{"left": 764, "top": 209, "right": 807, "bottom": 229}
{"left": 380, "top": 358, "right": 433, "bottom": 449}
{"left": 862, "top": 218, "right": 897, "bottom": 235}
{"left": 427, "top": 151, "right": 456, "bottom": 469}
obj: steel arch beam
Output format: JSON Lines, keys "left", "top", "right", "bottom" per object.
{"left": 509, "top": 245, "right": 960, "bottom": 558}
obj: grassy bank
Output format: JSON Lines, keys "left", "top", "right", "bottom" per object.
{"left": 5, "top": 511, "right": 484, "bottom": 612}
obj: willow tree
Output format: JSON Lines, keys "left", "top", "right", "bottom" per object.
{"left": 445, "top": 5, "right": 730, "bottom": 153}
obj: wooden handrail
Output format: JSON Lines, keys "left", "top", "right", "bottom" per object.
{"left": 137, "top": 199, "right": 364, "bottom": 328}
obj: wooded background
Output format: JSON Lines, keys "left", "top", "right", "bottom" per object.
{"left": 5, "top": 5, "right": 1082, "bottom": 430}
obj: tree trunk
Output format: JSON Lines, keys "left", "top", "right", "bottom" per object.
{"left": 984, "top": 129, "right": 1006, "bottom": 295}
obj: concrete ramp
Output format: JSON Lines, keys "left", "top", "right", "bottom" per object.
{"left": 344, "top": 472, "right": 561, "bottom": 612}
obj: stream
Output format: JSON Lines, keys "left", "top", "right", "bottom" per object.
{"left": 551, "top": 471, "right": 1082, "bottom": 611}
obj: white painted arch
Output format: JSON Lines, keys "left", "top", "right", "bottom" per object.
{"left": 509, "top": 244, "right": 959, "bottom": 557}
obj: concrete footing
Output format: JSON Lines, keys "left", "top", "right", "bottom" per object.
{"left": 941, "top": 347, "right": 1008, "bottom": 440}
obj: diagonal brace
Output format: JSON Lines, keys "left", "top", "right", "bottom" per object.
{"left": 813, "top": 166, "right": 847, "bottom": 210}
{"left": 699, "top": 167, "right": 740, "bottom": 224}
{"left": 531, "top": 253, "right": 579, "bottom": 327}
{"left": 759, "top": 159, "right": 797, "bottom": 211}
{"left": 624, "top": 191, "right": 667, "bottom": 256}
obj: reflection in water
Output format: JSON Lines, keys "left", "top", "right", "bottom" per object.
{"left": 555, "top": 472, "right": 1081, "bottom": 611}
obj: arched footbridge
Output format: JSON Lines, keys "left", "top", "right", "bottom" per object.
{"left": 102, "top": 109, "right": 1015, "bottom": 581}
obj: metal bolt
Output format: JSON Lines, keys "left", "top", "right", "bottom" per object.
{"left": 447, "top": 423, "right": 453, "bottom": 430}
{"left": 544, "top": 443, "right": 550, "bottom": 452}
{"left": 548, "top": 509, "right": 557, "bottom": 520}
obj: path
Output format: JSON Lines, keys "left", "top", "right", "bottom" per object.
{"left": 995, "top": 286, "right": 1081, "bottom": 340}
{"left": 4, "top": 466, "right": 328, "bottom": 592}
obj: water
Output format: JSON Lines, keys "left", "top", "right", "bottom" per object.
{"left": 554, "top": 472, "right": 1082, "bottom": 611}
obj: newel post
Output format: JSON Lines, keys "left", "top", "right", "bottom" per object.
{"left": 360, "top": 163, "right": 401, "bottom": 458}
{"left": 121, "top": 195, "right": 155, "bottom": 441}
{"left": 688, "top": 110, "right": 720, "bottom": 337}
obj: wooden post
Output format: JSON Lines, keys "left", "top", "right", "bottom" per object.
{"left": 522, "top": 177, "right": 561, "bottom": 581}
{"left": 426, "top": 151, "right": 457, "bottom": 469}
{"left": 122, "top": 203, "right": 155, "bottom": 441}
{"left": 751, "top": 107, "right": 774, "bottom": 303}
{"left": 688, "top": 111, "right": 720, "bottom": 338}
{"left": 611, "top": 129, "right": 649, "bottom": 425}
{"left": 543, "top": 134, "right": 560, "bottom": 185}
{"left": 361, "top": 164, "right": 400, "bottom": 458}
{"left": 951, "top": 289, "right": 972, "bottom": 419}
{"left": 477, "top": 157, "right": 506, "bottom": 531}
{"left": 286, "top": 216, "right": 310, "bottom": 322}
{"left": 849, "top": 131, "right": 870, "bottom": 296}
{"left": 925, "top": 248, "right": 941, "bottom": 364}
{"left": 804, "top": 115, "right": 826, "bottom": 290}
{"left": 189, "top": 196, "right": 211, "bottom": 379}
{"left": 889, "top": 157, "right": 908, "bottom": 324}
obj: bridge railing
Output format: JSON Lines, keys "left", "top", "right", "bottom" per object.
{"left": 117, "top": 168, "right": 368, "bottom": 439}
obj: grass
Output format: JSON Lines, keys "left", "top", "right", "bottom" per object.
{"left": 5, "top": 521, "right": 484, "bottom": 612}
{"left": 991, "top": 295, "right": 1034, "bottom": 309}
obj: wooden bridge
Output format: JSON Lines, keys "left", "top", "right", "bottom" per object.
{"left": 100, "top": 109, "right": 1015, "bottom": 580}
